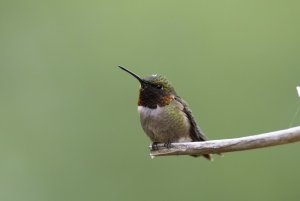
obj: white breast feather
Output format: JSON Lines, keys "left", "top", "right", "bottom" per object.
{"left": 137, "top": 105, "right": 164, "bottom": 118}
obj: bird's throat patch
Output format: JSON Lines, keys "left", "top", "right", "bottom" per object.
{"left": 138, "top": 93, "right": 174, "bottom": 109}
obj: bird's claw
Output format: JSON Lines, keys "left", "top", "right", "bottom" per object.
{"left": 151, "top": 142, "right": 159, "bottom": 150}
{"left": 164, "top": 142, "right": 172, "bottom": 149}
{"left": 151, "top": 142, "right": 172, "bottom": 150}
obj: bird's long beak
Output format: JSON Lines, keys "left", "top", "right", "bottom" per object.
{"left": 118, "top": 65, "right": 147, "bottom": 85}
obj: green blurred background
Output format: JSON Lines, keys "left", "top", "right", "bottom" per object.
{"left": 1, "top": 0, "right": 300, "bottom": 201}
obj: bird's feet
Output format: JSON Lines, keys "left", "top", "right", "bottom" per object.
{"left": 151, "top": 142, "right": 159, "bottom": 150}
{"left": 164, "top": 141, "right": 172, "bottom": 149}
{"left": 151, "top": 142, "right": 172, "bottom": 150}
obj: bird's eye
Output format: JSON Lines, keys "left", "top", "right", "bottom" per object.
{"left": 156, "top": 84, "right": 163, "bottom": 90}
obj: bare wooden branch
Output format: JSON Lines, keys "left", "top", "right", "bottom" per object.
{"left": 150, "top": 126, "right": 300, "bottom": 157}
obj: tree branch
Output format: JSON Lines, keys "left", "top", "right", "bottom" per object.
{"left": 150, "top": 126, "right": 300, "bottom": 157}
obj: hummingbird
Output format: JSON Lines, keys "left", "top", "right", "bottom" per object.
{"left": 118, "top": 65, "right": 212, "bottom": 160}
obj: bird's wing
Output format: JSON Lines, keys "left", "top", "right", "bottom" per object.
{"left": 175, "top": 96, "right": 212, "bottom": 160}
{"left": 175, "top": 96, "right": 208, "bottom": 141}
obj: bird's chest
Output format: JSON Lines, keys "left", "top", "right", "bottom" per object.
{"left": 138, "top": 105, "right": 166, "bottom": 125}
{"left": 137, "top": 105, "right": 169, "bottom": 141}
{"left": 137, "top": 105, "right": 190, "bottom": 142}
